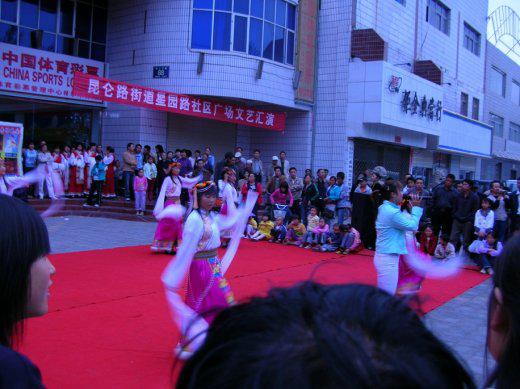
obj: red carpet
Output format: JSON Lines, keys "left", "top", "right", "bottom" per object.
{"left": 20, "top": 241, "right": 487, "bottom": 388}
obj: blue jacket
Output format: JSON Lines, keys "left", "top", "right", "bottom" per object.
{"left": 91, "top": 162, "right": 107, "bottom": 181}
{"left": 375, "top": 201, "right": 422, "bottom": 255}
{"left": 327, "top": 184, "right": 341, "bottom": 202}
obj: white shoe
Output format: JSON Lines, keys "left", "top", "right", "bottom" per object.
{"left": 83, "top": 203, "right": 90, "bottom": 207}
{"left": 94, "top": 204, "right": 100, "bottom": 207}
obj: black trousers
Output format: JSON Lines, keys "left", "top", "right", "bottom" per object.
{"left": 431, "top": 208, "right": 453, "bottom": 237}
{"left": 87, "top": 180, "right": 103, "bottom": 205}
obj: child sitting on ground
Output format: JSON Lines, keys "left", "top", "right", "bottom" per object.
{"left": 270, "top": 217, "right": 287, "bottom": 243}
{"left": 315, "top": 224, "right": 343, "bottom": 252}
{"left": 284, "top": 216, "right": 306, "bottom": 245}
{"left": 306, "top": 207, "right": 320, "bottom": 230}
{"left": 434, "top": 234, "right": 456, "bottom": 260}
{"left": 300, "top": 218, "right": 329, "bottom": 248}
{"left": 474, "top": 197, "right": 494, "bottom": 239}
{"left": 245, "top": 215, "right": 258, "bottom": 238}
{"left": 419, "top": 225, "right": 437, "bottom": 256}
{"left": 250, "top": 214, "right": 274, "bottom": 241}
{"left": 336, "top": 224, "right": 362, "bottom": 254}
{"left": 476, "top": 231, "right": 502, "bottom": 275}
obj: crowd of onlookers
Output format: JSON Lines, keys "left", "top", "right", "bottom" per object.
{"left": 13, "top": 140, "right": 520, "bottom": 272}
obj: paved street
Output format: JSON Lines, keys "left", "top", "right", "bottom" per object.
{"left": 45, "top": 216, "right": 493, "bottom": 385}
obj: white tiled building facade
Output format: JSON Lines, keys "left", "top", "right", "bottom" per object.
{"left": 482, "top": 42, "right": 520, "bottom": 181}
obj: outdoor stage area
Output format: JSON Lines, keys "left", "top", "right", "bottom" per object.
{"left": 21, "top": 240, "right": 488, "bottom": 388}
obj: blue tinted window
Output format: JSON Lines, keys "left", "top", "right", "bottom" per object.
{"left": 233, "top": 15, "right": 247, "bottom": 52}
{"left": 193, "top": 0, "right": 212, "bottom": 8}
{"left": 248, "top": 17, "right": 262, "bottom": 56}
{"left": 18, "top": 27, "right": 33, "bottom": 47}
{"left": 91, "top": 43, "right": 105, "bottom": 61}
{"left": 20, "top": 0, "right": 38, "bottom": 28}
{"left": 59, "top": 0, "right": 74, "bottom": 34}
{"left": 192, "top": 10, "right": 212, "bottom": 49}
{"left": 42, "top": 32, "right": 55, "bottom": 51}
{"left": 57, "top": 35, "right": 74, "bottom": 54}
{"left": 75, "top": 2, "right": 91, "bottom": 39}
{"left": 262, "top": 21, "right": 273, "bottom": 59}
{"left": 251, "top": 0, "right": 263, "bottom": 17}
{"left": 287, "top": 3, "right": 295, "bottom": 29}
{"left": 264, "top": 0, "right": 275, "bottom": 22}
{"left": 92, "top": 7, "right": 107, "bottom": 43}
{"left": 40, "top": 0, "right": 58, "bottom": 32}
{"left": 286, "top": 30, "right": 294, "bottom": 64}
{"left": 0, "top": 22, "right": 17, "bottom": 44}
{"left": 215, "top": 0, "right": 231, "bottom": 11}
{"left": 78, "top": 39, "right": 89, "bottom": 58}
{"left": 234, "top": 0, "right": 249, "bottom": 14}
{"left": 275, "top": 0, "right": 285, "bottom": 26}
{"left": 1, "top": 0, "right": 17, "bottom": 23}
{"left": 274, "top": 26, "right": 284, "bottom": 62}
{"left": 212, "top": 12, "right": 231, "bottom": 50}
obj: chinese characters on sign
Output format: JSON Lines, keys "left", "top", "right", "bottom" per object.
{"left": 0, "top": 42, "right": 104, "bottom": 101}
{"left": 400, "top": 90, "right": 442, "bottom": 121}
{"left": 72, "top": 72, "right": 286, "bottom": 131}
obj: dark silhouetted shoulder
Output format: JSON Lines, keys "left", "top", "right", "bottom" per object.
{"left": 0, "top": 345, "right": 43, "bottom": 388}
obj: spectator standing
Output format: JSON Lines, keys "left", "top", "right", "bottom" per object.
{"left": 450, "top": 179, "right": 480, "bottom": 253}
{"left": 234, "top": 152, "right": 246, "bottom": 178}
{"left": 234, "top": 147, "right": 247, "bottom": 164}
{"left": 214, "top": 152, "right": 235, "bottom": 182}
{"left": 270, "top": 156, "right": 279, "bottom": 177}
{"left": 102, "top": 146, "right": 116, "bottom": 198}
{"left": 251, "top": 149, "right": 264, "bottom": 183}
{"left": 354, "top": 177, "right": 373, "bottom": 194}
{"left": 84, "top": 155, "right": 106, "bottom": 207}
{"left": 23, "top": 142, "right": 38, "bottom": 174}
{"left": 204, "top": 147, "right": 215, "bottom": 171}
{"left": 431, "top": 174, "right": 457, "bottom": 237}
{"left": 324, "top": 176, "right": 340, "bottom": 225}
{"left": 402, "top": 177, "right": 415, "bottom": 195}
{"left": 122, "top": 143, "right": 137, "bottom": 201}
{"left": 315, "top": 169, "right": 328, "bottom": 215}
{"left": 241, "top": 173, "right": 262, "bottom": 214}
{"left": 133, "top": 169, "right": 148, "bottom": 215}
{"left": 266, "top": 166, "right": 283, "bottom": 197}
{"left": 36, "top": 144, "right": 55, "bottom": 200}
{"left": 336, "top": 172, "right": 350, "bottom": 225}
{"left": 143, "top": 145, "right": 152, "bottom": 165}
{"left": 487, "top": 181, "right": 510, "bottom": 243}
{"left": 288, "top": 167, "right": 303, "bottom": 218}
{"left": 510, "top": 178, "right": 520, "bottom": 232}
{"left": 301, "top": 174, "right": 319, "bottom": 223}
{"left": 277, "top": 151, "right": 290, "bottom": 177}
{"left": 144, "top": 156, "right": 157, "bottom": 202}
{"left": 192, "top": 158, "right": 212, "bottom": 182}
{"left": 177, "top": 149, "right": 193, "bottom": 177}
{"left": 410, "top": 177, "right": 431, "bottom": 227}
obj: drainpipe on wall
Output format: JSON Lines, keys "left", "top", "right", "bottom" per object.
{"left": 309, "top": 0, "right": 321, "bottom": 172}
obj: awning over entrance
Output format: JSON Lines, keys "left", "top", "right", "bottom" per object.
{"left": 72, "top": 73, "right": 286, "bottom": 131}
{"left": 493, "top": 150, "right": 520, "bottom": 162}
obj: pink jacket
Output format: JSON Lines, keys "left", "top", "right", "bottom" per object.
{"left": 312, "top": 224, "right": 329, "bottom": 234}
{"left": 133, "top": 176, "right": 148, "bottom": 192}
{"left": 270, "top": 189, "right": 294, "bottom": 206}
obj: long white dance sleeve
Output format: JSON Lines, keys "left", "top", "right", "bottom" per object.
{"left": 162, "top": 213, "right": 207, "bottom": 343}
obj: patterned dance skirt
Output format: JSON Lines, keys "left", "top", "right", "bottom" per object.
{"left": 151, "top": 200, "right": 182, "bottom": 252}
{"left": 186, "top": 256, "right": 235, "bottom": 324}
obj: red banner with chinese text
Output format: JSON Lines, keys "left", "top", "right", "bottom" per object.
{"left": 72, "top": 72, "right": 286, "bottom": 131}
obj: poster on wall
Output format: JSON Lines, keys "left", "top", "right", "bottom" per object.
{"left": 0, "top": 121, "right": 23, "bottom": 176}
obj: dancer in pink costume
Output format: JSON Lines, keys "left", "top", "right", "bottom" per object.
{"left": 152, "top": 162, "right": 199, "bottom": 253}
{"left": 161, "top": 181, "right": 257, "bottom": 359}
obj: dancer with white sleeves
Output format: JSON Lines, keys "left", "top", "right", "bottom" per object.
{"left": 161, "top": 181, "right": 257, "bottom": 359}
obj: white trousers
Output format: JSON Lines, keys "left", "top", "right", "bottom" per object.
{"left": 38, "top": 174, "right": 55, "bottom": 199}
{"left": 373, "top": 253, "right": 400, "bottom": 295}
